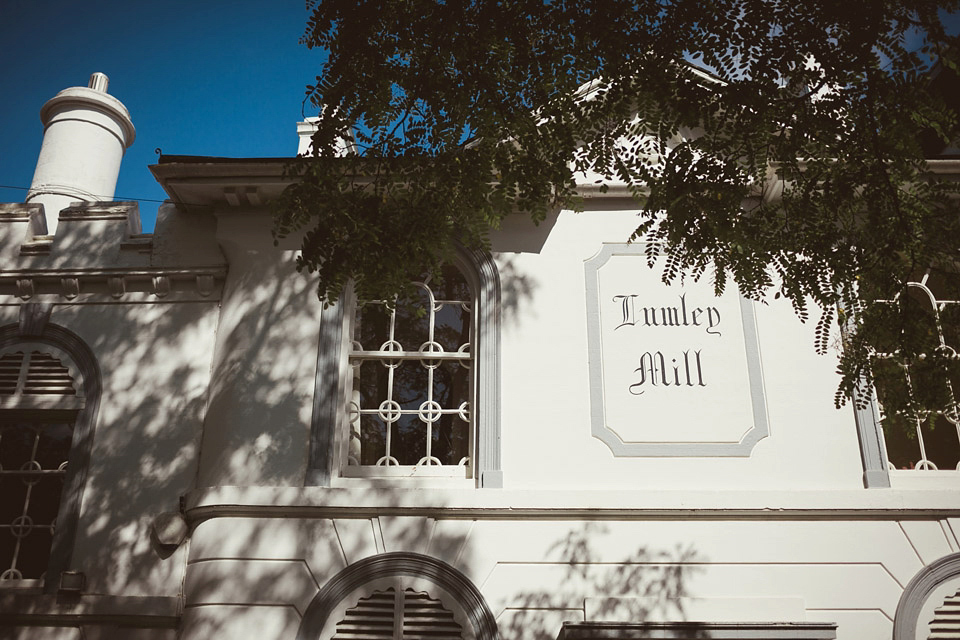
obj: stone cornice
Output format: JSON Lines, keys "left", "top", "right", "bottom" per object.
{"left": 0, "top": 267, "right": 227, "bottom": 303}
{"left": 149, "top": 156, "right": 960, "bottom": 210}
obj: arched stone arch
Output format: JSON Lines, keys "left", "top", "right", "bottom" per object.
{"left": 893, "top": 552, "right": 960, "bottom": 640}
{"left": 297, "top": 552, "right": 500, "bottom": 640}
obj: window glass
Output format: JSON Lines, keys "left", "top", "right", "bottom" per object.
{"left": 0, "top": 422, "right": 72, "bottom": 580}
{"left": 346, "top": 265, "right": 473, "bottom": 471}
{"left": 872, "top": 269, "right": 960, "bottom": 470}
{"left": 0, "top": 344, "right": 82, "bottom": 583}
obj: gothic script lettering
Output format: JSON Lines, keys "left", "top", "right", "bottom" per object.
{"left": 628, "top": 350, "right": 706, "bottom": 395}
{"left": 613, "top": 293, "right": 722, "bottom": 336}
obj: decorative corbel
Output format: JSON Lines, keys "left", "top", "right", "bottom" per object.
{"left": 107, "top": 276, "right": 126, "bottom": 299}
{"left": 16, "top": 278, "right": 34, "bottom": 300}
{"left": 152, "top": 275, "right": 171, "bottom": 298}
{"left": 196, "top": 274, "right": 215, "bottom": 297}
{"left": 61, "top": 278, "right": 80, "bottom": 300}
{"left": 18, "top": 302, "right": 53, "bottom": 337}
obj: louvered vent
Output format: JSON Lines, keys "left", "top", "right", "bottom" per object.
{"left": 930, "top": 590, "right": 960, "bottom": 638}
{"left": 334, "top": 589, "right": 397, "bottom": 640}
{"left": 332, "top": 587, "right": 463, "bottom": 640}
{"left": 402, "top": 589, "right": 462, "bottom": 640}
{"left": 0, "top": 351, "right": 76, "bottom": 397}
{"left": 0, "top": 352, "right": 24, "bottom": 395}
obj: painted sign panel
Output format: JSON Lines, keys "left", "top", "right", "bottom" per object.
{"left": 585, "top": 244, "right": 768, "bottom": 456}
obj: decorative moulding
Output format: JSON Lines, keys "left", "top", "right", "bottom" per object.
{"left": 0, "top": 268, "right": 227, "bottom": 303}
{"left": 558, "top": 621, "right": 836, "bottom": 640}
{"left": 584, "top": 243, "right": 769, "bottom": 457}
{"left": 894, "top": 552, "right": 960, "bottom": 640}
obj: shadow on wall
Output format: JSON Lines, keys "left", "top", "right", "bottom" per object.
{"left": 497, "top": 256, "right": 538, "bottom": 330}
{"left": 497, "top": 522, "right": 703, "bottom": 640}
{"left": 177, "top": 509, "right": 485, "bottom": 638}
{"left": 72, "top": 249, "right": 328, "bottom": 597}
{"left": 55, "top": 215, "right": 543, "bottom": 602}
{"left": 5, "top": 202, "right": 306, "bottom": 597}
{"left": 195, "top": 252, "right": 322, "bottom": 487}
{"left": 177, "top": 516, "right": 706, "bottom": 640}
{"left": 62, "top": 297, "right": 217, "bottom": 598}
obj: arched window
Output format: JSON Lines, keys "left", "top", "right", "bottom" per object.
{"left": 894, "top": 552, "right": 960, "bottom": 640}
{"left": 0, "top": 319, "right": 100, "bottom": 592}
{"left": 872, "top": 270, "right": 960, "bottom": 472}
{"left": 297, "top": 552, "right": 499, "bottom": 640}
{"left": 308, "top": 247, "right": 502, "bottom": 487}
{"left": 346, "top": 263, "right": 473, "bottom": 474}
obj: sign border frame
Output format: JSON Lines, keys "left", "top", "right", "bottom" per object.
{"left": 585, "top": 243, "right": 770, "bottom": 457}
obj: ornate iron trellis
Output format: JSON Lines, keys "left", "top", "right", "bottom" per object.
{"left": 872, "top": 271, "right": 960, "bottom": 471}
{"left": 347, "top": 266, "right": 473, "bottom": 470}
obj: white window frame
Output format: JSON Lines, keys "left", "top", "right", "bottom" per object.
{"left": 340, "top": 265, "right": 476, "bottom": 480}
{"left": 306, "top": 246, "right": 502, "bottom": 488}
{"left": 854, "top": 268, "right": 960, "bottom": 488}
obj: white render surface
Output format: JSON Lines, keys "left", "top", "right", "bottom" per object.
{"left": 177, "top": 512, "right": 958, "bottom": 640}
{"left": 493, "top": 208, "right": 868, "bottom": 491}
{"left": 3, "top": 119, "right": 960, "bottom": 639}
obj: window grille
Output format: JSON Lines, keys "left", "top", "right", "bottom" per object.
{"left": 332, "top": 587, "right": 463, "bottom": 640}
{"left": 0, "top": 421, "right": 73, "bottom": 580}
{"left": 345, "top": 265, "right": 473, "bottom": 473}
{"left": 871, "top": 270, "right": 960, "bottom": 471}
{"left": 0, "top": 348, "right": 80, "bottom": 581}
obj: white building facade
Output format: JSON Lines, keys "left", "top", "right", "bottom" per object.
{"left": 1, "top": 75, "right": 959, "bottom": 640}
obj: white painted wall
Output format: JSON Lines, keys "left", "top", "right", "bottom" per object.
{"left": 492, "top": 208, "right": 864, "bottom": 490}
{"left": 4, "top": 175, "right": 960, "bottom": 640}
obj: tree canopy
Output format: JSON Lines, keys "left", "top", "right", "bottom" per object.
{"left": 275, "top": 0, "right": 960, "bottom": 405}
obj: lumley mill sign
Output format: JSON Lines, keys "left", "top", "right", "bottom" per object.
{"left": 585, "top": 244, "right": 770, "bottom": 457}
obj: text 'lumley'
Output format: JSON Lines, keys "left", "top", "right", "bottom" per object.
{"left": 611, "top": 292, "right": 722, "bottom": 395}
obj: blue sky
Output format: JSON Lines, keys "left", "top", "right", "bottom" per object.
{"left": 0, "top": 0, "right": 325, "bottom": 231}
{"left": 1, "top": 3, "right": 957, "bottom": 233}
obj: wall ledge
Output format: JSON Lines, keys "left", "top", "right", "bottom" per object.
{"left": 184, "top": 486, "right": 960, "bottom": 524}
{"left": 0, "top": 593, "right": 181, "bottom": 627}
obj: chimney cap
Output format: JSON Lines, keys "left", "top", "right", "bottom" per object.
{"left": 39, "top": 83, "right": 136, "bottom": 148}
{"left": 87, "top": 72, "right": 109, "bottom": 93}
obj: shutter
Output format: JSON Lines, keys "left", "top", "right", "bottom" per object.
{"left": 22, "top": 352, "right": 76, "bottom": 395}
{"left": 0, "top": 351, "right": 76, "bottom": 397}
{"left": 333, "top": 589, "right": 397, "bottom": 640}
{"left": 930, "top": 590, "right": 960, "bottom": 638}
{"left": 0, "top": 352, "right": 23, "bottom": 395}
{"left": 402, "top": 589, "right": 463, "bottom": 640}
{"left": 331, "top": 587, "right": 464, "bottom": 640}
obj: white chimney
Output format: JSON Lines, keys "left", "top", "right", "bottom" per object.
{"left": 297, "top": 116, "right": 356, "bottom": 157}
{"left": 26, "top": 73, "right": 136, "bottom": 233}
